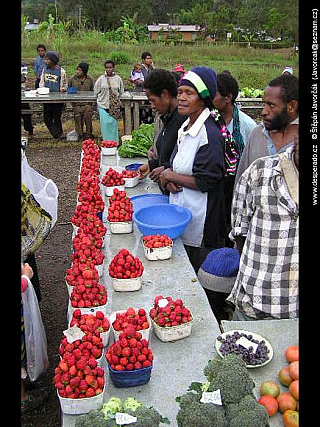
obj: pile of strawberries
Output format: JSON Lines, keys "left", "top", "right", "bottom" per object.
{"left": 101, "top": 167, "right": 125, "bottom": 187}
{"left": 142, "top": 234, "right": 173, "bottom": 249}
{"left": 69, "top": 310, "right": 110, "bottom": 341}
{"left": 121, "top": 170, "right": 138, "bottom": 178}
{"left": 149, "top": 295, "right": 193, "bottom": 328}
{"left": 55, "top": 335, "right": 105, "bottom": 399}
{"left": 101, "top": 140, "right": 118, "bottom": 148}
{"left": 112, "top": 307, "right": 149, "bottom": 333}
{"left": 107, "top": 188, "right": 133, "bottom": 222}
{"left": 66, "top": 263, "right": 100, "bottom": 288}
{"left": 106, "top": 325, "right": 153, "bottom": 371}
{"left": 108, "top": 248, "right": 144, "bottom": 279}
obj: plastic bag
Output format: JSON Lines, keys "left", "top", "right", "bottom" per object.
{"left": 21, "top": 151, "right": 59, "bottom": 227}
{"left": 21, "top": 279, "right": 49, "bottom": 381}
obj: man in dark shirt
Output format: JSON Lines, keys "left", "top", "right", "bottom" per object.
{"left": 137, "top": 69, "right": 187, "bottom": 194}
{"left": 68, "top": 63, "right": 94, "bottom": 140}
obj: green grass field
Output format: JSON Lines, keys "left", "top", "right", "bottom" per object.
{"left": 22, "top": 31, "right": 298, "bottom": 90}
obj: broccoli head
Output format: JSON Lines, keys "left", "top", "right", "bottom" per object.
{"left": 225, "top": 394, "right": 269, "bottom": 425}
{"left": 229, "top": 406, "right": 270, "bottom": 427}
{"left": 176, "top": 391, "right": 227, "bottom": 427}
{"left": 125, "top": 405, "right": 169, "bottom": 427}
{"left": 123, "top": 397, "right": 143, "bottom": 412}
{"left": 75, "top": 409, "right": 110, "bottom": 427}
{"left": 204, "top": 354, "right": 255, "bottom": 404}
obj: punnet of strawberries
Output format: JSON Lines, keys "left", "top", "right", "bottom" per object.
{"left": 70, "top": 281, "right": 107, "bottom": 309}
{"left": 55, "top": 337, "right": 105, "bottom": 398}
{"left": 66, "top": 262, "right": 100, "bottom": 288}
{"left": 109, "top": 248, "right": 144, "bottom": 279}
{"left": 72, "top": 241, "right": 105, "bottom": 267}
{"left": 70, "top": 310, "right": 110, "bottom": 336}
{"left": 106, "top": 325, "right": 153, "bottom": 371}
{"left": 121, "top": 170, "right": 138, "bottom": 178}
{"left": 72, "top": 231, "right": 103, "bottom": 251}
{"left": 142, "top": 234, "right": 173, "bottom": 249}
{"left": 107, "top": 188, "right": 133, "bottom": 222}
{"left": 112, "top": 307, "right": 149, "bottom": 333}
{"left": 101, "top": 167, "right": 125, "bottom": 187}
{"left": 101, "top": 140, "right": 118, "bottom": 148}
{"left": 149, "top": 295, "right": 193, "bottom": 328}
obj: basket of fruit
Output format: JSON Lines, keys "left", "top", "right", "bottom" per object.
{"left": 101, "top": 167, "right": 125, "bottom": 196}
{"left": 122, "top": 170, "right": 140, "bottom": 188}
{"left": 106, "top": 325, "right": 153, "bottom": 388}
{"left": 142, "top": 234, "right": 173, "bottom": 260}
{"left": 69, "top": 309, "right": 111, "bottom": 348}
{"left": 111, "top": 307, "right": 151, "bottom": 341}
{"left": 101, "top": 140, "right": 118, "bottom": 155}
{"left": 107, "top": 188, "right": 133, "bottom": 234}
{"left": 108, "top": 249, "right": 144, "bottom": 292}
{"left": 149, "top": 295, "right": 193, "bottom": 342}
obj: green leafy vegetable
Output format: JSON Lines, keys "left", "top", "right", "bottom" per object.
{"left": 118, "top": 123, "right": 155, "bottom": 158}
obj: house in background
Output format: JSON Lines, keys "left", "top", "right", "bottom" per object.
{"left": 25, "top": 18, "right": 40, "bottom": 30}
{"left": 147, "top": 24, "right": 201, "bottom": 41}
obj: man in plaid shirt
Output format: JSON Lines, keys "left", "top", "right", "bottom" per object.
{"left": 227, "top": 135, "right": 299, "bottom": 320}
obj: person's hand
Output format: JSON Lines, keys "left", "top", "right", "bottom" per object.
{"left": 166, "top": 182, "right": 182, "bottom": 194}
{"left": 149, "top": 166, "right": 164, "bottom": 182}
{"left": 21, "top": 262, "right": 34, "bottom": 279}
{"left": 137, "top": 164, "right": 150, "bottom": 180}
{"left": 159, "top": 168, "right": 172, "bottom": 188}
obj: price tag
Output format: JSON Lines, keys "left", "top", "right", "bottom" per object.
{"left": 200, "top": 389, "right": 222, "bottom": 405}
{"left": 158, "top": 298, "right": 169, "bottom": 308}
{"left": 236, "top": 336, "right": 259, "bottom": 353}
{"left": 115, "top": 412, "right": 137, "bottom": 425}
{"left": 63, "top": 325, "right": 85, "bottom": 343}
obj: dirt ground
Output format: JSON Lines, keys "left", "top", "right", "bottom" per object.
{"left": 21, "top": 141, "right": 84, "bottom": 427}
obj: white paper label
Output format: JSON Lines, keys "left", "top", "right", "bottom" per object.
{"left": 115, "top": 412, "right": 137, "bottom": 425}
{"left": 63, "top": 325, "right": 85, "bottom": 343}
{"left": 158, "top": 298, "right": 169, "bottom": 308}
{"left": 200, "top": 390, "right": 222, "bottom": 405}
{"left": 236, "top": 336, "right": 259, "bottom": 353}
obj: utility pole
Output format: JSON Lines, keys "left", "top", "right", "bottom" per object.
{"left": 78, "top": 4, "right": 82, "bottom": 32}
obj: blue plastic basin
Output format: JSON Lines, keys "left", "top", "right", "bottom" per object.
{"left": 133, "top": 203, "right": 192, "bottom": 239}
{"left": 125, "top": 163, "right": 143, "bottom": 171}
{"left": 131, "top": 194, "right": 169, "bottom": 212}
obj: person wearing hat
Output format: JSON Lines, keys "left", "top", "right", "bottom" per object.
{"left": 197, "top": 247, "right": 240, "bottom": 322}
{"left": 159, "top": 66, "right": 227, "bottom": 273}
{"left": 68, "top": 63, "right": 94, "bottom": 141}
{"left": 282, "top": 66, "right": 294, "bottom": 75}
{"left": 39, "top": 51, "right": 68, "bottom": 140}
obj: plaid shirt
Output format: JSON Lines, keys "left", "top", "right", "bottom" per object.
{"left": 227, "top": 145, "right": 299, "bottom": 319}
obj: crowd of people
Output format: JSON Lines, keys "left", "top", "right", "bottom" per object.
{"left": 21, "top": 45, "right": 299, "bottom": 413}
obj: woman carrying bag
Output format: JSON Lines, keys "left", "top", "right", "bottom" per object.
{"left": 94, "top": 60, "right": 124, "bottom": 143}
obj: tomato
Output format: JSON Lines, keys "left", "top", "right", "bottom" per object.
{"left": 289, "top": 361, "right": 299, "bottom": 380}
{"left": 283, "top": 410, "right": 299, "bottom": 427}
{"left": 257, "top": 395, "right": 278, "bottom": 416}
{"left": 285, "top": 345, "right": 299, "bottom": 363}
{"left": 279, "top": 365, "right": 293, "bottom": 386}
{"left": 259, "top": 380, "right": 280, "bottom": 398}
{"left": 289, "top": 380, "right": 299, "bottom": 400}
{"left": 277, "top": 392, "right": 297, "bottom": 413}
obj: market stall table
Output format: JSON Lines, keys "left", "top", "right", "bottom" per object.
{"left": 221, "top": 318, "right": 299, "bottom": 427}
{"left": 62, "top": 154, "right": 222, "bottom": 427}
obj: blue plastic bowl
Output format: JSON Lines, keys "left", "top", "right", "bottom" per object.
{"left": 125, "top": 163, "right": 143, "bottom": 171}
{"left": 133, "top": 203, "right": 192, "bottom": 239}
{"left": 131, "top": 194, "right": 169, "bottom": 212}
{"left": 108, "top": 364, "right": 152, "bottom": 388}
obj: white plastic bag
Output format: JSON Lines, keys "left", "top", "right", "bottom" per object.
{"left": 21, "top": 278, "right": 49, "bottom": 381}
{"left": 21, "top": 151, "right": 59, "bottom": 227}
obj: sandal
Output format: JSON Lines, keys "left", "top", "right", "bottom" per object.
{"left": 21, "top": 389, "right": 49, "bottom": 414}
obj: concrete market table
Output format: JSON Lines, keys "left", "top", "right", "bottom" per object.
{"left": 221, "top": 318, "right": 299, "bottom": 427}
{"left": 62, "top": 154, "right": 222, "bottom": 427}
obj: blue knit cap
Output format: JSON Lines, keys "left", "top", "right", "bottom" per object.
{"left": 179, "top": 66, "right": 217, "bottom": 100}
{"left": 197, "top": 247, "right": 240, "bottom": 293}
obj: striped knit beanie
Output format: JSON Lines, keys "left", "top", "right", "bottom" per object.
{"left": 179, "top": 66, "right": 217, "bottom": 100}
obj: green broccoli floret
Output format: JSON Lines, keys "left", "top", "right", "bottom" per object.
{"left": 204, "top": 353, "right": 255, "bottom": 404}
{"left": 226, "top": 394, "right": 269, "bottom": 425}
{"left": 125, "top": 405, "right": 170, "bottom": 427}
{"left": 75, "top": 409, "right": 110, "bottom": 427}
{"left": 176, "top": 391, "right": 227, "bottom": 427}
{"left": 229, "top": 407, "right": 269, "bottom": 427}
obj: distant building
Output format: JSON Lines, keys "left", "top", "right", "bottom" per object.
{"left": 25, "top": 19, "right": 40, "bottom": 31}
{"left": 147, "top": 24, "right": 201, "bottom": 41}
